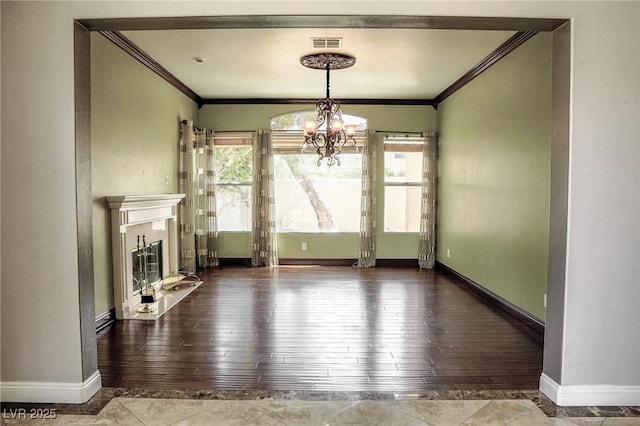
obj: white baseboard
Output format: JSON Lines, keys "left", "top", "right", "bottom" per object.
{"left": 0, "top": 370, "right": 101, "bottom": 403}
{"left": 540, "top": 373, "right": 640, "bottom": 406}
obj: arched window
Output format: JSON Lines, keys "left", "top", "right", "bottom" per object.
{"left": 270, "top": 110, "right": 367, "bottom": 157}
{"left": 270, "top": 110, "right": 367, "bottom": 132}
{"left": 269, "top": 110, "right": 368, "bottom": 233}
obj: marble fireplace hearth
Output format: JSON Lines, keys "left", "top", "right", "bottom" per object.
{"left": 107, "top": 194, "right": 201, "bottom": 320}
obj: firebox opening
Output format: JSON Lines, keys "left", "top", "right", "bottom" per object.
{"left": 131, "top": 240, "right": 163, "bottom": 294}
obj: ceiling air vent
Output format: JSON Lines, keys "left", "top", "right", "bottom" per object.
{"left": 310, "top": 37, "right": 342, "bottom": 49}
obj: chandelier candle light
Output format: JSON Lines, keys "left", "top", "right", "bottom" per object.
{"left": 300, "top": 52, "right": 357, "bottom": 166}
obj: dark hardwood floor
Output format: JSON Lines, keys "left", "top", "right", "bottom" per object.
{"left": 97, "top": 266, "right": 543, "bottom": 392}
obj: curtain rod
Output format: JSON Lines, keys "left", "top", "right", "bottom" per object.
{"left": 180, "top": 119, "right": 202, "bottom": 132}
{"left": 181, "top": 124, "right": 423, "bottom": 136}
{"left": 375, "top": 130, "right": 424, "bottom": 135}
{"left": 181, "top": 121, "right": 258, "bottom": 134}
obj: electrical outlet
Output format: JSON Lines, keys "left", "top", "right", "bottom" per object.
{"left": 301, "top": 242, "right": 307, "bottom": 251}
{"left": 446, "top": 249, "right": 451, "bottom": 258}
{"left": 544, "top": 293, "right": 547, "bottom": 308}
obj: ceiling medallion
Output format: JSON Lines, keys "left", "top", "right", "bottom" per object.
{"left": 300, "top": 52, "right": 356, "bottom": 70}
{"left": 300, "top": 53, "right": 357, "bottom": 166}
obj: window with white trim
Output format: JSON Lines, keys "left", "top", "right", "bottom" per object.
{"left": 383, "top": 134, "right": 424, "bottom": 232}
{"left": 212, "top": 132, "right": 253, "bottom": 231}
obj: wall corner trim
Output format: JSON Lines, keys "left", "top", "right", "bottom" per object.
{"left": 0, "top": 371, "right": 101, "bottom": 404}
{"left": 540, "top": 373, "right": 640, "bottom": 406}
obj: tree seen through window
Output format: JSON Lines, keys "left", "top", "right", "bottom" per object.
{"left": 271, "top": 111, "right": 367, "bottom": 232}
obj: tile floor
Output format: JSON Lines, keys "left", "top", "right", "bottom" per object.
{"left": 3, "top": 397, "right": 640, "bottom": 425}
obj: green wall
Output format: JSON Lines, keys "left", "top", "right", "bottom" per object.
{"left": 91, "top": 33, "right": 199, "bottom": 316}
{"left": 436, "top": 33, "right": 552, "bottom": 320}
{"left": 199, "top": 104, "right": 436, "bottom": 259}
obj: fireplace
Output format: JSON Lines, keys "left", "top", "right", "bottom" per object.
{"left": 107, "top": 194, "right": 197, "bottom": 320}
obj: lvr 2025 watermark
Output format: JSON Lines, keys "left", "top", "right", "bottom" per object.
{"left": 2, "top": 408, "right": 57, "bottom": 420}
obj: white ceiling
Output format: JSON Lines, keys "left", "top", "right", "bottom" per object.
{"left": 121, "top": 28, "right": 516, "bottom": 100}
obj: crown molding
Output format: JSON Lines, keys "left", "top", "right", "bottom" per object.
{"left": 200, "top": 98, "right": 435, "bottom": 106}
{"left": 433, "top": 31, "right": 538, "bottom": 106}
{"left": 99, "top": 31, "right": 203, "bottom": 107}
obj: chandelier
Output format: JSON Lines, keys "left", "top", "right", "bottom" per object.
{"left": 300, "top": 53, "right": 357, "bottom": 166}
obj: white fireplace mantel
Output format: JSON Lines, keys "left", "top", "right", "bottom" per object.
{"left": 107, "top": 194, "right": 185, "bottom": 231}
{"left": 107, "top": 194, "right": 185, "bottom": 319}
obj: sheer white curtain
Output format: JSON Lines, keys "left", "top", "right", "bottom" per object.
{"left": 178, "top": 120, "right": 219, "bottom": 272}
{"left": 357, "top": 129, "right": 377, "bottom": 268}
{"left": 251, "top": 129, "right": 278, "bottom": 267}
{"left": 418, "top": 130, "right": 438, "bottom": 269}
